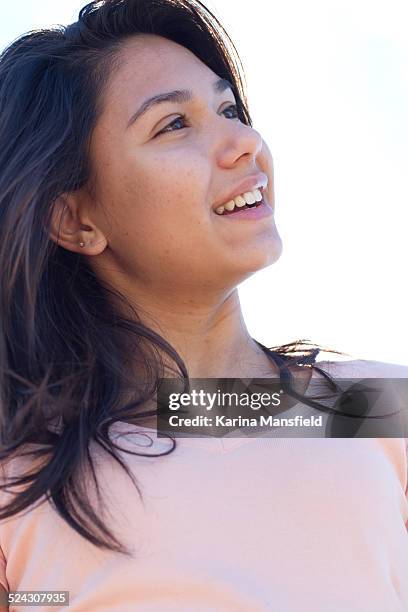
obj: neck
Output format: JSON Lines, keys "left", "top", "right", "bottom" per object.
{"left": 120, "top": 285, "right": 278, "bottom": 378}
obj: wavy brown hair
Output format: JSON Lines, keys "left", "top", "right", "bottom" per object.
{"left": 0, "top": 0, "right": 348, "bottom": 556}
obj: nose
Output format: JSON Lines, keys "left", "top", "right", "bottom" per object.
{"left": 215, "top": 120, "right": 264, "bottom": 169}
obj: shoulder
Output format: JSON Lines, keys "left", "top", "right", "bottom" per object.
{"left": 314, "top": 358, "right": 408, "bottom": 453}
{"left": 313, "top": 357, "right": 408, "bottom": 378}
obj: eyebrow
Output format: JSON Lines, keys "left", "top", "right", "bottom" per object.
{"left": 126, "top": 77, "right": 235, "bottom": 129}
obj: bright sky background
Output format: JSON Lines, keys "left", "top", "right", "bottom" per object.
{"left": 1, "top": 1, "right": 407, "bottom": 365}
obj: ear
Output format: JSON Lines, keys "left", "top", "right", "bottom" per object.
{"left": 49, "top": 191, "right": 108, "bottom": 255}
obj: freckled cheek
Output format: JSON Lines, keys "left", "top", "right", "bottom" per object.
{"left": 116, "top": 153, "right": 209, "bottom": 227}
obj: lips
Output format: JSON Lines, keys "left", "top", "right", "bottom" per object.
{"left": 212, "top": 173, "right": 268, "bottom": 212}
{"left": 216, "top": 198, "right": 273, "bottom": 221}
{"left": 221, "top": 196, "right": 264, "bottom": 215}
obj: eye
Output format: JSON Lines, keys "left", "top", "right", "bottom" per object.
{"left": 155, "top": 114, "right": 188, "bottom": 137}
{"left": 222, "top": 104, "right": 240, "bottom": 120}
{"left": 154, "top": 104, "right": 240, "bottom": 137}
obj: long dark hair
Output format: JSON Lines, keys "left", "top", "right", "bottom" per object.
{"left": 0, "top": 0, "right": 348, "bottom": 556}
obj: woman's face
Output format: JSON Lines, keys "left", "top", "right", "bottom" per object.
{"left": 83, "top": 34, "right": 282, "bottom": 294}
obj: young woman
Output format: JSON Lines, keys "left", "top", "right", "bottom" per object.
{"left": 0, "top": 1, "right": 407, "bottom": 610}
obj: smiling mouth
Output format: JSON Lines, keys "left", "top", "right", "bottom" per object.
{"left": 213, "top": 187, "right": 265, "bottom": 216}
{"left": 219, "top": 199, "right": 263, "bottom": 215}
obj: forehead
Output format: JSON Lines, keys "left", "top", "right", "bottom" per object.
{"left": 103, "top": 34, "right": 218, "bottom": 112}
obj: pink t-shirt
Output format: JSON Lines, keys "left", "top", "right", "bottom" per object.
{"left": 0, "top": 359, "right": 408, "bottom": 611}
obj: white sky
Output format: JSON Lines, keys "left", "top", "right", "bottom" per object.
{"left": 1, "top": 0, "right": 407, "bottom": 365}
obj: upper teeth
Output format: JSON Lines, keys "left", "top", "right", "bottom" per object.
{"left": 215, "top": 189, "right": 263, "bottom": 215}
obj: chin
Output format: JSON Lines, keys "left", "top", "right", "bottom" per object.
{"left": 229, "top": 237, "right": 283, "bottom": 283}
{"left": 247, "top": 235, "right": 283, "bottom": 272}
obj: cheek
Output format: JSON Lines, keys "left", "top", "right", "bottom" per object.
{"left": 122, "top": 151, "right": 211, "bottom": 228}
{"left": 106, "top": 154, "right": 213, "bottom": 264}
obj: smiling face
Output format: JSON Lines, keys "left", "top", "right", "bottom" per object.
{"left": 76, "top": 34, "right": 282, "bottom": 295}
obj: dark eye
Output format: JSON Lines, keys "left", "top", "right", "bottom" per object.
{"left": 155, "top": 104, "right": 240, "bottom": 137}
{"left": 154, "top": 115, "right": 188, "bottom": 137}
{"left": 222, "top": 103, "right": 239, "bottom": 119}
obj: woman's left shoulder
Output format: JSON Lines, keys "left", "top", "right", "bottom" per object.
{"left": 314, "top": 358, "right": 408, "bottom": 453}
{"left": 314, "top": 357, "right": 408, "bottom": 378}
